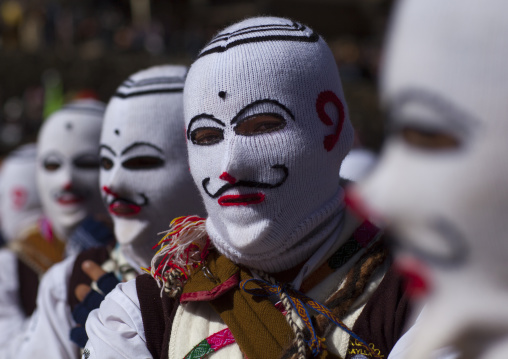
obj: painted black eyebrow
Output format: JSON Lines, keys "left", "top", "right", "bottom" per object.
{"left": 388, "top": 88, "right": 479, "bottom": 135}
{"left": 41, "top": 150, "right": 64, "bottom": 158}
{"left": 186, "top": 114, "right": 226, "bottom": 139}
{"left": 99, "top": 144, "right": 116, "bottom": 156}
{"left": 121, "top": 142, "right": 164, "bottom": 156}
{"left": 41, "top": 151, "right": 64, "bottom": 165}
{"left": 230, "top": 99, "right": 295, "bottom": 125}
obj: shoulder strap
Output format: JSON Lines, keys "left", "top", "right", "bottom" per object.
{"left": 136, "top": 273, "right": 178, "bottom": 359}
{"left": 345, "top": 265, "right": 412, "bottom": 359}
{"left": 67, "top": 246, "right": 111, "bottom": 311}
{"left": 17, "top": 257, "right": 40, "bottom": 316}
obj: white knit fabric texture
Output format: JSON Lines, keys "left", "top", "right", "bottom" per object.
{"left": 184, "top": 16, "right": 354, "bottom": 272}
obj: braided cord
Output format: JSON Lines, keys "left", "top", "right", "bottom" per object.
{"left": 242, "top": 272, "right": 381, "bottom": 358}
{"left": 254, "top": 270, "right": 308, "bottom": 359}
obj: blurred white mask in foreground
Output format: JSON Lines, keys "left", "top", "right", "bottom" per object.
{"left": 355, "top": 0, "right": 508, "bottom": 357}
{"left": 37, "top": 100, "right": 105, "bottom": 240}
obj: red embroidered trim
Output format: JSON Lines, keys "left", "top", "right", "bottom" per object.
{"left": 180, "top": 272, "right": 240, "bottom": 302}
{"left": 207, "top": 328, "right": 236, "bottom": 351}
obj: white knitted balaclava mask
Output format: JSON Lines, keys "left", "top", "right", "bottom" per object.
{"left": 185, "top": 17, "right": 354, "bottom": 273}
{"left": 37, "top": 100, "right": 106, "bottom": 240}
{"left": 0, "top": 144, "right": 42, "bottom": 243}
{"left": 100, "top": 65, "right": 205, "bottom": 268}
{"left": 356, "top": 0, "right": 508, "bottom": 357}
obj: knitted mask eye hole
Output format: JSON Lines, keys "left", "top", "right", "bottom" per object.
{"left": 73, "top": 154, "right": 100, "bottom": 170}
{"left": 100, "top": 157, "right": 114, "bottom": 171}
{"left": 401, "top": 126, "right": 460, "bottom": 150}
{"left": 43, "top": 157, "right": 62, "bottom": 172}
{"left": 234, "top": 114, "right": 286, "bottom": 136}
{"left": 122, "top": 156, "right": 165, "bottom": 170}
{"left": 190, "top": 127, "right": 224, "bottom": 146}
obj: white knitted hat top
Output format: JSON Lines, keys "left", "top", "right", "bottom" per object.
{"left": 185, "top": 17, "right": 354, "bottom": 272}
{"left": 100, "top": 65, "right": 206, "bottom": 268}
{"left": 0, "top": 144, "right": 42, "bottom": 243}
{"left": 36, "top": 100, "right": 106, "bottom": 240}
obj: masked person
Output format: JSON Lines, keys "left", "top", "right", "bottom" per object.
{"left": 0, "top": 100, "right": 113, "bottom": 358}
{"left": 354, "top": 0, "right": 508, "bottom": 358}
{"left": 92, "top": 65, "right": 204, "bottom": 273}
{"left": 5, "top": 65, "right": 205, "bottom": 359}
{"left": 37, "top": 99, "right": 110, "bottom": 250}
{"left": 35, "top": 100, "right": 113, "bottom": 259}
{"left": 84, "top": 17, "right": 410, "bottom": 359}
{"left": 0, "top": 144, "right": 43, "bottom": 346}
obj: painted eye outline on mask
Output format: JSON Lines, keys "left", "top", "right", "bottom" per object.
{"left": 42, "top": 152, "right": 64, "bottom": 172}
{"left": 99, "top": 145, "right": 116, "bottom": 171}
{"left": 121, "top": 156, "right": 165, "bottom": 170}
{"left": 190, "top": 127, "right": 224, "bottom": 146}
{"left": 188, "top": 114, "right": 226, "bottom": 146}
{"left": 99, "top": 142, "right": 165, "bottom": 171}
{"left": 387, "top": 88, "right": 480, "bottom": 152}
{"left": 73, "top": 153, "right": 100, "bottom": 170}
{"left": 233, "top": 113, "right": 287, "bottom": 136}
{"left": 187, "top": 99, "right": 295, "bottom": 146}
{"left": 191, "top": 115, "right": 289, "bottom": 145}
{"left": 230, "top": 98, "right": 294, "bottom": 133}
{"left": 100, "top": 156, "right": 114, "bottom": 171}
{"left": 397, "top": 126, "right": 460, "bottom": 150}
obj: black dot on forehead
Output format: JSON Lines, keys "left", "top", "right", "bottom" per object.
{"left": 66, "top": 122, "right": 73, "bottom": 130}
{"left": 218, "top": 91, "right": 226, "bottom": 99}
{"left": 114, "top": 129, "right": 120, "bottom": 136}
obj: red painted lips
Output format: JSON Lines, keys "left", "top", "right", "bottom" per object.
{"left": 218, "top": 193, "right": 265, "bottom": 206}
{"left": 56, "top": 193, "right": 85, "bottom": 205}
{"left": 108, "top": 201, "right": 142, "bottom": 216}
{"left": 103, "top": 186, "right": 146, "bottom": 217}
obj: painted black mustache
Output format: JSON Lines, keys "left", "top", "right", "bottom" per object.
{"left": 389, "top": 218, "right": 468, "bottom": 268}
{"left": 108, "top": 194, "right": 149, "bottom": 207}
{"left": 202, "top": 164, "right": 288, "bottom": 199}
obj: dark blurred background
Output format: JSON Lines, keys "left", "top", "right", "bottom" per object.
{"left": 0, "top": 0, "right": 394, "bottom": 155}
